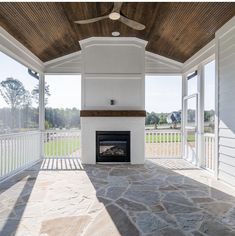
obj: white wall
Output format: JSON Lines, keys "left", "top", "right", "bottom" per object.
{"left": 216, "top": 16, "right": 235, "bottom": 186}
{"left": 80, "top": 37, "right": 146, "bottom": 110}
{"left": 83, "top": 43, "right": 143, "bottom": 74}
{"left": 84, "top": 78, "right": 144, "bottom": 110}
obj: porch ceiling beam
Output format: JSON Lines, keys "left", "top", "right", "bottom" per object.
{"left": 0, "top": 26, "right": 44, "bottom": 73}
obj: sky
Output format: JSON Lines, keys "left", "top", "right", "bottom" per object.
{"left": 204, "top": 60, "right": 215, "bottom": 110}
{"left": 45, "top": 75, "right": 81, "bottom": 109}
{"left": 145, "top": 75, "right": 181, "bottom": 113}
{"left": 0, "top": 52, "right": 38, "bottom": 107}
{"left": 0, "top": 52, "right": 215, "bottom": 113}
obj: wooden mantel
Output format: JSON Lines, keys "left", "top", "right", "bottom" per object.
{"left": 80, "top": 110, "right": 146, "bottom": 117}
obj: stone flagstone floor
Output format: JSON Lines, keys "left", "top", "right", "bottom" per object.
{"left": 1, "top": 158, "right": 235, "bottom": 236}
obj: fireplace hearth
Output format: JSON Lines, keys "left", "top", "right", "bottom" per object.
{"left": 96, "top": 131, "right": 130, "bottom": 162}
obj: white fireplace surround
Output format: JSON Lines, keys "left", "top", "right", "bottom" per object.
{"left": 80, "top": 37, "right": 147, "bottom": 164}
{"left": 81, "top": 117, "right": 145, "bottom": 164}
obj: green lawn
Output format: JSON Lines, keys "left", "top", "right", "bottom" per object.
{"left": 187, "top": 135, "right": 196, "bottom": 142}
{"left": 44, "top": 138, "right": 80, "bottom": 157}
{"left": 145, "top": 133, "right": 195, "bottom": 142}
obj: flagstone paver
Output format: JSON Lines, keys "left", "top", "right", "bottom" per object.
{"left": 1, "top": 158, "right": 235, "bottom": 235}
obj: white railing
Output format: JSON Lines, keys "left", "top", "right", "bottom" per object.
{"left": 204, "top": 133, "right": 215, "bottom": 172}
{"left": 0, "top": 131, "right": 41, "bottom": 180}
{"left": 145, "top": 130, "right": 182, "bottom": 158}
{"left": 43, "top": 130, "right": 81, "bottom": 158}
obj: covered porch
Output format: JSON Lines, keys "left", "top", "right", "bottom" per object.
{"left": 0, "top": 2, "right": 235, "bottom": 235}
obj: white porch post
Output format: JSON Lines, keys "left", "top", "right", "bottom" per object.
{"left": 197, "top": 64, "right": 204, "bottom": 167}
{"left": 214, "top": 37, "right": 219, "bottom": 179}
{"left": 39, "top": 73, "right": 45, "bottom": 159}
{"left": 181, "top": 74, "right": 187, "bottom": 159}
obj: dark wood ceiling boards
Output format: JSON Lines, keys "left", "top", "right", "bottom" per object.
{"left": 0, "top": 2, "right": 235, "bottom": 62}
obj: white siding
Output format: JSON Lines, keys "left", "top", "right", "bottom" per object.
{"left": 217, "top": 17, "right": 235, "bottom": 187}
{"left": 44, "top": 51, "right": 82, "bottom": 74}
{"left": 145, "top": 51, "right": 182, "bottom": 74}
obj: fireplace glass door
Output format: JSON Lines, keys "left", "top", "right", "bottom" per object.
{"left": 96, "top": 131, "right": 130, "bottom": 162}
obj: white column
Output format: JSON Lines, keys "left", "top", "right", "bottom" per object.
{"left": 214, "top": 37, "right": 219, "bottom": 179}
{"left": 197, "top": 64, "right": 204, "bottom": 167}
{"left": 39, "top": 73, "right": 45, "bottom": 159}
{"left": 181, "top": 74, "right": 187, "bottom": 159}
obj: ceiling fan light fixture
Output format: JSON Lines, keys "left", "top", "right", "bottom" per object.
{"left": 109, "top": 12, "right": 120, "bottom": 20}
{"left": 112, "top": 31, "right": 120, "bottom": 37}
{"left": 74, "top": 3, "right": 146, "bottom": 31}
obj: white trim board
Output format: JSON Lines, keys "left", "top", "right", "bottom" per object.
{"left": 44, "top": 50, "right": 183, "bottom": 75}
{"left": 44, "top": 51, "right": 82, "bottom": 74}
{"left": 216, "top": 16, "right": 235, "bottom": 39}
{"left": 182, "top": 39, "right": 215, "bottom": 73}
{"left": 0, "top": 26, "right": 44, "bottom": 73}
{"left": 145, "top": 51, "right": 182, "bottom": 74}
{"left": 44, "top": 51, "right": 82, "bottom": 68}
{"left": 79, "top": 37, "right": 148, "bottom": 49}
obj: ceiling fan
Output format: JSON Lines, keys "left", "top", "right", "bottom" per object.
{"left": 74, "top": 2, "right": 145, "bottom": 31}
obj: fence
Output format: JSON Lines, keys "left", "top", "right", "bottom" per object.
{"left": 43, "top": 130, "right": 81, "bottom": 158}
{"left": 0, "top": 131, "right": 41, "bottom": 180}
{"left": 0, "top": 129, "right": 214, "bottom": 179}
{"left": 203, "top": 133, "right": 215, "bottom": 172}
{"left": 145, "top": 130, "right": 182, "bottom": 158}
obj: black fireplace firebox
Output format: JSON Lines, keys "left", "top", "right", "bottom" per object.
{"left": 96, "top": 131, "right": 130, "bottom": 162}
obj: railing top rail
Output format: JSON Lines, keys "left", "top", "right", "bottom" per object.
{"left": 204, "top": 133, "right": 215, "bottom": 138}
{"left": 145, "top": 130, "right": 181, "bottom": 133}
{"left": 0, "top": 130, "right": 41, "bottom": 138}
{"left": 45, "top": 129, "right": 81, "bottom": 133}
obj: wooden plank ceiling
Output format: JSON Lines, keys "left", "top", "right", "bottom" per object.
{"left": 0, "top": 2, "right": 235, "bottom": 63}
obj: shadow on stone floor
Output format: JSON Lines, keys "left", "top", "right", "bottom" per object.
{"left": 0, "top": 161, "right": 41, "bottom": 235}
{"left": 1, "top": 159, "right": 235, "bottom": 236}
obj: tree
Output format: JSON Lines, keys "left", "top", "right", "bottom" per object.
{"left": 21, "top": 90, "right": 32, "bottom": 108}
{"left": 0, "top": 78, "right": 28, "bottom": 128}
{"left": 21, "top": 90, "right": 32, "bottom": 128}
{"left": 0, "top": 78, "right": 27, "bottom": 109}
{"left": 150, "top": 112, "right": 160, "bottom": 129}
{"left": 145, "top": 112, "right": 160, "bottom": 129}
{"left": 159, "top": 113, "right": 167, "bottom": 124}
{"left": 45, "top": 107, "right": 80, "bottom": 129}
{"left": 32, "top": 83, "right": 50, "bottom": 105}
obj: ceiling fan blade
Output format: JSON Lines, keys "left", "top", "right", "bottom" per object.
{"left": 112, "top": 2, "right": 123, "bottom": 13}
{"left": 119, "top": 16, "right": 145, "bottom": 30}
{"left": 74, "top": 15, "right": 108, "bottom": 24}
